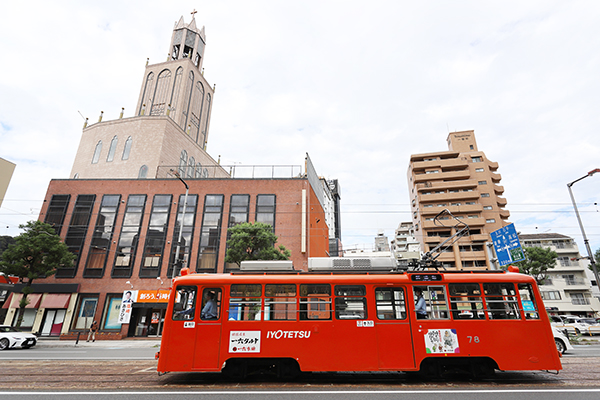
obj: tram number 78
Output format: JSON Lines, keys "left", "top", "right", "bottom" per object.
{"left": 467, "top": 336, "right": 480, "bottom": 343}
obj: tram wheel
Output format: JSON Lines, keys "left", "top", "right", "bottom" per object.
{"left": 471, "top": 359, "right": 496, "bottom": 379}
{"left": 277, "top": 359, "right": 301, "bottom": 380}
{"left": 223, "top": 359, "right": 247, "bottom": 380}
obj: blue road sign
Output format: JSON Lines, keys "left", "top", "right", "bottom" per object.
{"left": 490, "top": 223, "right": 525, "bottom": 266}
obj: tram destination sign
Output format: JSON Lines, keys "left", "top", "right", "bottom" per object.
{"left": 410, "top": 274, "right": 442, "bottom": 282}
{"left": 490, "top": 223, "right": 525, "bottom": 266}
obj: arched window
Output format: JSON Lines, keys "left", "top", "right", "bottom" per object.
{"left": 189, "top": 82, "right": 205, "bottom": 142}
{"left": 138, "top": 165, "right": 148, "bottom": 179}
{"left": 138, "top": 72, "right": 155, "bottom": 115}
{"left": 169, "top": 67, "right": 183, "bottom": 120}
{"left": 73, "top": 173, "right": 79, "bottom": 179}
{"left": 180, "top": 71, "right": 194, "bottom": 130}
{"left": 106, "top": 136, "right": 118, "bottom": 162}
{"left": 179, "top": 150, "right": 188, "bottom": 177}
{"left": 122, "top": 136, "right": 132, "bottom": 160}
{"left": 92, "top": 140, "right": 102, "bottom": 164}
{"left": 195, "top": 162, "right": 202, "bottom": 178}
{"left": 203, "top": 167, "right": 209, "bottom": 178}
{"left": 188, "top": 157, "right": 195, "bottom": 178}
{"left": 202, "top": 93, "right": 212, "bottom": 147}
{"left": 150, "top": 69, "right": 172, "bottom": 115}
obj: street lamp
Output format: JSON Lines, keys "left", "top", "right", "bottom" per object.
{"left": 567, "top": 168, "right": 600, "bottom": 290}
{"left": 170, "top": 169, "right": 189, "bottom": 280}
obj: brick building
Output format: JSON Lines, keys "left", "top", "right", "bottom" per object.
{"left": 2, "top": 15, "right": 338, "bottom": 339}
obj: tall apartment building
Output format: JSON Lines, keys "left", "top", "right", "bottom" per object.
{"left": 390, "top": 222, "right": 421, "bottom": 267}
{"left": 407, "top": 130, "right": 510, "bottom": 269}
{"left": 2, "top": 15, "right": 337, "bottom": 339}
{"left": 519, "top": 233, "right": 600, "bottom": 317}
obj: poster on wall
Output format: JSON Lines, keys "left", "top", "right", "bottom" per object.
{"left": 117, "top": 290, "right": 138, "bottom": 324}
{"left": 104, "top": 297, "right": 123, "bottom": 329}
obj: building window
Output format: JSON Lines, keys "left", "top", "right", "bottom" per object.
{"left": 481, "top": 193, "right": 490, "bottom": 198}
{"left": 475, "top": 168, "right": 484, "bottom": 172}
{"left": 138, "top": 165, "right": 148, "bottom": 179}
{"left": 101, "top": 294, "right": 123, "bottom": 330}
{"left": 106, "top": 136, "right": 118, "bottom": 162}
{"left": 195, "top": 162, "right": 203, "bottom": 178}
{"left": 150, "top": 69, "right": 172, "bottom": 116}
{"left": 425, "top": 170, "right": 439, "bottom": 174}
{"left": 465, "top": 201, "right": 476, "bottom": 205}
{"left": 472, "top": 156, "right": 482, "bottom": 163}
{"left": 138, "top": 72, "right": 155, "bottom": 115}
{"left": 140, "top": 195, "right": 173, "bottom": 278}
{"left": 202, "top": 93, "right": 212, "bottom": 147}
{"left": 189, "top": 81, "right": 205, "bottom": 142}
{"left": 57, "top": 195, "right": 96, "bottom": 278}
{"left": 225, "top": 195, "right": 250, "bottom": 272}
{"left": 541, "top": 291, "right": 561, "bottom": 301}
{"left": 451, "top": 202, "right": 461, "bottom": 206}
{"left": 168, "top": 194, "right": 198, "bottom": 278}
{"left": 84, "top": 195, "right": 121, "bottom": 278}
{"left": 437, "top": 203, "right": 447, "bottom": 207}
{"left": 180, "top": 71, "right": 194, "bottom": 130}
{"left": 256, "top": 195, "right": 276, "bottom": 230}
{"left": 44, "top": 194, "right": 71, "bottom": 235}
{"left": 92, "top": 141, "right": 102, "bottom": 164}
{"left": 468, "top": 215, "right": 478, "bottom": 219}
{"left": 478, "top": 180, "right": 487, "bottom": 185}
{"left": 424, "top": 204, "right": 433, "bottom": 208}
{"left": 71, "top": 295, "right": 98, "bottom": 330}
{"left": 122, "top": 137, "right": 132, "bottom": 160}
{"left": 196, "top": 195, "right": 224, "bottom": 273}
{"left": 179, "top": 150, "right": 188, "bottom": 177}
{"left": 486, "top": 219, "right": 496, "bottom": 223}
{"left": 113, "top": 195, "right": 147, "bottom": 278}
{"left": 483, "top": 205, "right": 492, "bottom": 210}
{"left": 168, "top": 67, "right": 183, "bottom": 120}
{"left": 188, "top": 157, "right": 195, "bottom": 179}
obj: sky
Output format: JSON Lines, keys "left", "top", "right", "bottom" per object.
{"left": 0, "top": 1, "right": 599, "bottom": 257}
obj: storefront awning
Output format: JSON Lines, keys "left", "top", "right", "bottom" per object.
{"left": 2, "top": 293, "right": 13, "bottom": 309}
{"left": 40, "top": 294, "right": 71, "bottom": 309}
{"left": 7, "top": 293, "right": 43, "bottom": 309}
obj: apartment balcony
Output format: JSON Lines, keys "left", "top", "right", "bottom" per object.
{"left": 457, "top": 250, "right": 487, "bottom": 261}
{"left": 422, "top": 217, "right": 485, "bottom": 229}
{"left": 468, "top": 233, "right": 490, "bottom": 242}
{"left": 496, "top": 197, "right": 507, "bottom": 207}
{"left": 490, "top": 172, "right": 502, "bottom": 183}
{"left": 412, "top": 157, "right": 468, "bottom": 171}
{"left": 487, "top": 161, "right": 499, "bottom": 171}
{"left": 499, "top": 209, "right": 510, "bottom": 219}
{"left": 413, "top": 170, "right": 471, "bottom": 183}
{"left": 571, "top": 298, "right": 591, "bottom": 305}
{"left": 563, "top": 280, "right": 590, "bottom": 290}
{"left": 418, "top": 191, "right": 480, "bottom": 203}
{"left": 417, "top": 179, "right": 478, "bottom": 192}
{"left": 494, "top": 185, "right": 504, "bottom": 195}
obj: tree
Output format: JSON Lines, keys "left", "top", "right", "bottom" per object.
{"left": 513, "top": 246, "right": 558, "bottom": 285}
{"left": 224, "top": 222, "right": 291, "bottom": 267}
{"left": 0, "top": 235, "right": 16, "bottom": 257}
{"left": 0, "top": 220, "right": 75, "bottom": 328}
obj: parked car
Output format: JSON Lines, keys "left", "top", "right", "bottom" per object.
{"left": 0, "top": 325, "right": 37, "bottom": 350}
{"left": 552, "top": 327, "right": 573, "bottom": 354}
{"left": 550, "top": 315, "right": 590, "bottom": 335}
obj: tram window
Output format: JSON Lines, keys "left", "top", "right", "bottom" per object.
{"left": 229, "top": 284, "right": 262, "bottom": 321}
{"left": 375, "top": 288, "right": 406, "bottom": 320}
{"left": 172, "top": 286, "right": 197, "bottom": 321}
{"left": 518, "top": 283, "right": 540, "bottom": 320}
{"left": 265, "top": 284, "right": 297, "bottom": 321}
{"left": 413, "top": 286, "right": 450, "bottom": 320}
{"left": 449, "top": 283, "right": 484, "bottom": 320}
{"left": 483, "top": 283, "right": 519, "bottom": 320}
{"left": 299, "top": 284, "right": 331, "bottom": 320}
{"left": 200, "top": 288, "right": 222, "bottom": 320}
{"left": 334, "top": 285, "right": 367, "bottom": 320}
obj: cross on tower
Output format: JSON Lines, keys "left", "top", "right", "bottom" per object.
{"left": 191, "top": 9, "right": 197, "bottom": 18}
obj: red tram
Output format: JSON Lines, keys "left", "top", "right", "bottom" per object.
{"left": 156, "top": 264, "right": 561, "bottom": 378}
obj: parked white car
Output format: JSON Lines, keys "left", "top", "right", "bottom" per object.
{"left": 0, "top": 325, "right": 37, "bottom": 350}
{"left": 550, "top": 315, "right": 590, "bottom": 335}
{"left": 552, "top": 327, "right": 573, "bottom": 354}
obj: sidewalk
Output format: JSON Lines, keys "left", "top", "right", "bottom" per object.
{"left": 36, "top": 337, "right": 161, "bottom": 348}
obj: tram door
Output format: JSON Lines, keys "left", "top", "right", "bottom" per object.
{"left": 193, "top": 287, "right": 223, "bottom": 371}
{"left": 374, "top": 287, "right": 416, "bottom": 370}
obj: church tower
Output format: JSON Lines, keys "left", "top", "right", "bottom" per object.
{"left": 70, "top": 15, "right": 226, "bottom": 180}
